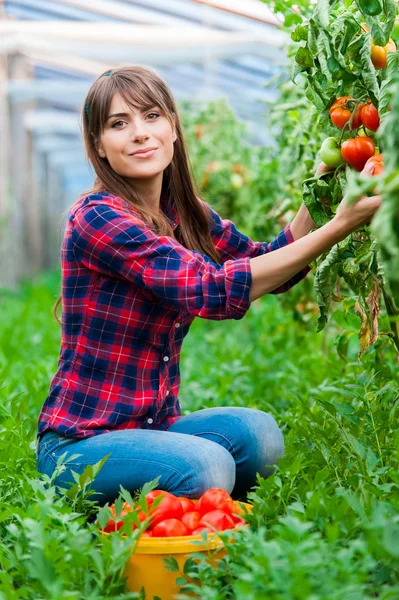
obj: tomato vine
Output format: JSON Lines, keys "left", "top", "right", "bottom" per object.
{"left": 265, "top": 0, "right": 399, "bottom": 357}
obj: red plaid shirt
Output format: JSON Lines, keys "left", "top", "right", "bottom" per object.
{"left": 37, "top": 191, "right": 310, "bottom": 439}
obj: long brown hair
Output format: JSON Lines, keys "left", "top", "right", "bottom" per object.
{"left": 53, "top": 65, "right": 222, "bottom": 325}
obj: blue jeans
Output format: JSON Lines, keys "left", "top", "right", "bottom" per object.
{"left": 36, "top": 407, "right": 284, "bottom": 505}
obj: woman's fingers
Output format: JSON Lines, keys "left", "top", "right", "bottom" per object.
{"left": 314, "top": 161, "right": 335, "bottom": 177}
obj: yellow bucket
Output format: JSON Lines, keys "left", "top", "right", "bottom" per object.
{"left": 100, "top": 501, "right": 252, "bottom": 600}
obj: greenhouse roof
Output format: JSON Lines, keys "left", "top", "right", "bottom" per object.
{"left": 2, "top": 0, "right": 288, "bottom": 202}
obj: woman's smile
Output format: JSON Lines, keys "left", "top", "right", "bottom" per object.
{"left": 129, "top": 148, "right": 158, "bottom": 159}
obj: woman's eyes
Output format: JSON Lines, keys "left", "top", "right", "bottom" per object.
{"left": 111, "top": 113, "right": 160, "bottom": 128}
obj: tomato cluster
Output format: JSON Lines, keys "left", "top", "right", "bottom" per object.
{"left": 100, "top": 487, "right": 247, "bottom": 538}
{"left": 329, "top": 97, "right": 380, "bottom": 133}
{"left": 321, "top": 96, "right": 384, "bottom": 173}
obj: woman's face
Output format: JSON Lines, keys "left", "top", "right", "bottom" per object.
{"left": 96, "top": 92, "right": 177, "bottom": 181}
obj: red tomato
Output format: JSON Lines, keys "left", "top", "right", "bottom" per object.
{"left": 181, "top": 511, "right": 202, "bottom": 532}
{"left": 144, "top": 490, "right": 184, "bottom": 529}
{"left": 330, "top": 96, "right": 363, "bottom": 130}
{"left": 230, "top": 503, "right": 245, "bottom": 522}
{"left": 191, "top": 526, "right": 211, "bottom": 535}
{"left": 199, "top": 510, "right": 236, "bottom": 532}
{"left": 140, "top": 531, "right": 153, "bottom": 538}
{"left": 360, "top": 102, "right": 380, "bottom": 132}
{"left": 151, "top": 518, "right": 189, "bottom": 537}
{"left": 365, "top": 153, "right": 384, "bottom": 176}
{"left": 233, "top": 518, "right": 246, "bottom": 527}
{"left": 177, "top": 497, "right": 196, "bottom": 513}
{"left": 196, "top": 488, "right": 234, "bottom": 516}
{"left": 102, "top": 504, "right": 144, "bottom": 532}
{"left": 341, "top": 136, "right": 375, "bottom": 171}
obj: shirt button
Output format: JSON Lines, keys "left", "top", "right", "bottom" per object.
{"left": 147, "top": 418, "right": 154, "bottom": 424}
{"left": 166, "top": 390, "right": 170, "bottom": 396}
{"left": 163, "top": 356, "right": 169, "bottom": 362}
{"left": 175, "top": 323, "right": 180, "bottom": 328}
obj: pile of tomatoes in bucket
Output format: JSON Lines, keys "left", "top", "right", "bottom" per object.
{"left": 99, "top": 487, "right": 247, "bottom": 537}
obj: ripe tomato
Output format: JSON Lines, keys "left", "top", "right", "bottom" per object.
{"left": 360, "top": 102, "right": 380, "bottom": 132}
{"left": 341, "top": 136, "right": 375, "bottom": 171}
{"left": 144, "top": 490, "right": 183, "bottom": 529}
{"left": 102, "top": 504, "right": 145, "bottom": 532}
{"left": 191, "top": 526, "right": 210, "bottom": 535}
{"left": 329, "top": 96, "right": 363, "bottom": 130}
{"left": 177, "top": 497, "right": 196, "bottom": 513}
{"left": 151, "top": 518, "right": 189, "bottom": 537}
{"left": 365, "top": 153, "right": 384, "bottom": 176}
{"left": 199, "top": 510, "right": 236, "bottom": 532}
{"left": 196, "top": 488, "right": 234, "bottom": 516}
{"left": 371, "top": 38, "right": 396, "bottom": 69}
{"left": 181, "top": 511, "right": 202, "bottom": 532}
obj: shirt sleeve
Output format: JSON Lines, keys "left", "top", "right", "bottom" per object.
{"left": 202, "top": 201, "right": 311, "bottom": 295}
{"left": 71, "top": 200, "right": 252, "bottom": 321}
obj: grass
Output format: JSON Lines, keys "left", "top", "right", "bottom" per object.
{"left": 0, "top": 267, "right": 398, "bottom": 599}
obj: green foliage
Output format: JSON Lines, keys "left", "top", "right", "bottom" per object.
{"left": 371, "top": 63, "right": 399, "bottom": 308}
{"left": 0, "top": 250, "right": 399, "bottom": 597}
{"left": 274, "top": 0, "right": 399, "bottom": 355}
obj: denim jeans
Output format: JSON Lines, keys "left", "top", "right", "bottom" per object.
{"left": 36, "top": 407, "right": 284, "bottom": 505}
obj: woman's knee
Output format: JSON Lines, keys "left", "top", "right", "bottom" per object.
{"left": 223, "top": 407, "right": 284, "bottom": 468}
{"left": 256, "top": 410, "right": 284, "bottom": 465}
{"left": 173, "top": 442, "right": 236, "bottom": 499}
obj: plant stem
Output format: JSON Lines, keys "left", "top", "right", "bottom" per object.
{"left": 380, "top": 281, "right": 399, "bottom": 354}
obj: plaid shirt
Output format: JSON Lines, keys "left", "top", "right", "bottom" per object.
{"left": 37, "top": 191, "right": 310, "bottom": 440}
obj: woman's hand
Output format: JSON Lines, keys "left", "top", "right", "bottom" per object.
{"left": 333, "top": 161, "right": 381, "bottom": 235}
{"left": 314, "top": 161, "right": 335, "bottom": 177}
{"left": 296, "top": 162, "right": 335, "bottom": 235}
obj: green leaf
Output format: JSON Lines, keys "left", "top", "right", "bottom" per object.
{"left": 163, "top": 555, "right": 180, "bottom": 572}
{"left": 336, "top": 17, "right": 357, "bottom": 56}
{"left": 295, "top": 45, "right": 314, "bottom": 68}
{"left": 316, "top": 0, "right": 330, "bottom": 28}
{"left": 314, "top": 244, "right": 341, "bottom": 331}
{"left": 285, "top": 12, "right": 303, "bottom": 27}
{"left": 291, "top": 23, "right": 309, "bottom": 42}
{"left": 305, "top": 80, "right": 327, "bottom": 111}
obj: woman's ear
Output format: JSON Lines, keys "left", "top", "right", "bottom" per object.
{"left": 93, "top": 134, "right": 106, "bottom": 158}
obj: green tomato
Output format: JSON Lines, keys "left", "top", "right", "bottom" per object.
{"left": 358, "top": 126, "right": 375, "bottom": 137}
{"left": 319, "top": 137, "right": 345, "bottom": 168}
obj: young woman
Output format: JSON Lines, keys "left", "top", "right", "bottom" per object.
{"left": 35, "top": 66, "right": 380, "bottom": 505}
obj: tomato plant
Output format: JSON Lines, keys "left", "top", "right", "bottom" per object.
{"left": 289, "top": 0, "right": 399, "bottom": 356}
